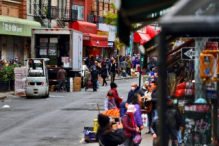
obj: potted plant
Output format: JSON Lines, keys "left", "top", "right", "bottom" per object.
{"left": 0, "top": 65, "right": 17, "bottom": 92}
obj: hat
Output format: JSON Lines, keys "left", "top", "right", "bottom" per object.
{"left": 98, "top": 114, "right": 110, "bottom": 127}
{"left": 110, "top": 82, "right": 118, "bottom": 88}
{"left": 127, "top": 105, "right": 137, "bottom": 113}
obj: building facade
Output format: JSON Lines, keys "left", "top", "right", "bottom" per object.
{"left": 0, "top": 0, "right": 40, "bottom": 64}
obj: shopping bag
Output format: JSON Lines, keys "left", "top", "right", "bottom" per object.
{"left": 142, "top": 114, "right": 148, "bottom": 127}
{"left": 133, "top": 133, "right": 142, "bottom": 145}
{"left": 96, "top": 80, "right": 99, "bottom": 86}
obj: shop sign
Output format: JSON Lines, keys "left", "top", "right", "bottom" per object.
{"left": 62, "top": 57, "right": 70, "bottom": 67}
{"left": 98, "top": 23, "right": 116, "bottom": 42}
{"left": 97, "top": 31, "right": 109, "bottom": 37}
{"left": 48, "top": 49, "right": 57, "bottom": 56}
{"left": 108, "top": 42, "right": 114, "bottom": 48}
{"left": 83, "top": 35, "right": 91, "bottom": 41}
{"left": 181, "top": 47, "right": 195, "bottom": 60}
{"left": 3, "top": 22, "right": 23, "bottom": 33}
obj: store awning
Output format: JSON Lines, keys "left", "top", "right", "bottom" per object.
{"left": 134, "top": 32, "right": 151, "bottom": 45}
{"left": 72, "top": 21, "right": 97, "bottom": 34}
{"left": 83, "top": 33, "right": 108, "bottom": 47}
{"left": 0, "top": 15, "right": 41, "bottom": 37}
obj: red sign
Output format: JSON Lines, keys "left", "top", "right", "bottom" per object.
{"left": 72, "top": 21, "right": 97, "bottom": 34}
{"left": 206, "top": 42, "right": 218, "bottom": 58}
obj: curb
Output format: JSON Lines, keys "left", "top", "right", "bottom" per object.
{"left": 106, "top": 76, "right": 138, "bottom": 81}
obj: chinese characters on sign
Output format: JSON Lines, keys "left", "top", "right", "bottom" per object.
{"left": 3, "top": 22, "right": 23, "bottom": 33}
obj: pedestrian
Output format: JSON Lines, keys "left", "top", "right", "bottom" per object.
{"left": 131, "top": 93, "right": 144, "bottom": 133}
{"left": 100, "top": 64, "right": 108, "bottom": 86}
{"left": 122, "top": 104, "right": 140, "bottom": 146}
{"left": 126, "top": 56, "right": 132, "bottom": 76}
{"left": 165, "top": 95, "right": 183, "bottom": 146}
{"left": 132, "top": 57, "right": 139, "bottom": 69}
{"left": 110, "top": 59, "right": 117, "bottom": 83}
{"left": 127, "top": 82, "right": 142, "bottom": 103}
{"left": 105, "top": 91, "right": 117, "bottom": 111}
{"left": 91, "top": 65, "right": 98, "bottom": 92}
{"left": 108, "top": 83, "right": 123, "bottom": 108}
{"left": 121, "top": 57, "right": 128, "bottom": 77}
{"left": 57, "top": 65, "right": 67, "bottom": 92}
{"left": 150, "top": 116, "right": 160, "bottom": 146}
{"left": 96, "top": 114, "right": 126, "bottom": 146}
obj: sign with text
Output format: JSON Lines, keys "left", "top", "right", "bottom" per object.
{"left": 184, "top": 104, "right": 211, "bottom": 146}
{"left": 181, "top": 47, "right": 195, "bottom": 60}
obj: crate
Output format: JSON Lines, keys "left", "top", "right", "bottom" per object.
{"left": 84, "top": 127, "right": 96, "bottom": 143}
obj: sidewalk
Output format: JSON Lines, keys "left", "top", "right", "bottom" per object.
{"left": 80, "top": 127, "right": 153, "bottom": 146}
{"left": 106, "top": 75, "right": 139, "bottom": 81}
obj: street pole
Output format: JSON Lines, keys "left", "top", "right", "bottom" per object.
{"left": 48, "top": 0, "right": 51, "bottom": 28}
{"left": 139, "top": 53, "right": 142, "bottom": 87}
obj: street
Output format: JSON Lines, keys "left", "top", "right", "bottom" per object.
{"left": 0, "top": 78, "right": 152, "bottom": 146}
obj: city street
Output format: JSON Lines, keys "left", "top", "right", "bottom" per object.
{"left": 0, "top": 78, "right": 152, "bottom": 146}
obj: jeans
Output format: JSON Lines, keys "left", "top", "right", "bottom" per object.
{"left": 111, "top": 73, "right": 115, "bottom": 83}
{"left": 127, "top": 68, "right": 131, "bottom": 76}
{"left": 152, "top": 109, "right": 158, "bottom": 118}
{"left": 58, "top": 80, "right": 66, "bottom": 91}
{"left": 102, "top": 77, "right": 107, "bottom": 86}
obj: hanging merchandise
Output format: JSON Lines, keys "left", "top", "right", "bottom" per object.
{"left": 175, "top": 89, "right": 195, "bottom": 97}
{"left": 176, "top": 82, "right": 195, "bottom": 90}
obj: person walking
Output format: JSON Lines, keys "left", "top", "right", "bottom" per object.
{"left": 91, "top": 66, "right": 99, "bottom": 92}
{"left": 126, "top": 56, "right": 132, "bottom": 76}
{"left": 165, "top": 96, "right": 183, "bottom": 146}
{"left": 131, "top": 93, "right": 144, "bottom": 133}
{"left": 100, "top": 64, "right": 108, "bottom": 86}
{"left": 110, "top": 59, "right": 117, "bottom": 83}
{"left": 108, "top": 83, "right": 123, "bottom": 108}
{"left": 121, "top": 57, "right": 128, "bottom": 77}
{"left": 105, "top": 91, "right": 117, "bottom": 111}
{"left": 96, "top": 114, "right": 126, "bottom": 146}
{"left": 57, "top": 65, "right": 67, "bottom": 92}
{"left": 122, "top": 104, "right": 140, "bottom": 146}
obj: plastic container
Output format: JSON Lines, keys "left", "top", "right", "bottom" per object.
{"left": 93, "top": 119, "right": 99, "bottom": 132}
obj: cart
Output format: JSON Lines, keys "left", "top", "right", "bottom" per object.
{"left": 85, "top": 78, "right": 93, "bottom": 91}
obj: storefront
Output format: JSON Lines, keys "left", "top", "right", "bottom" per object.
{"left": 0, "top": 16, "right": 41, "bottom": 64}
{"left": 72, "top": 21, "right": 108, "bottom": 58}
{"left": 98, "top": 23, "right": 117, "bottom": 58}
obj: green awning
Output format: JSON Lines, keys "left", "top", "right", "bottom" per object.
{"left": 0, "top": 16, "right": 41, "bottom": 37}
{"left": 118, "top": 0, "right": 178, "bottom": 45}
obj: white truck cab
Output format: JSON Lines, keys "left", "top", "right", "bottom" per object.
{"left": 26, "top": 58, "right": 49, "bottom": 98}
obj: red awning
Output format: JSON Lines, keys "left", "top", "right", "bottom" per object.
{"left": 72, "top": 21, "right": 97, "bottom": 34}
{"left": 134, "top": 32, "right": 151, "bottom": 45}
{"left": 83, "top": 33, "right": 108, "bottom": 47}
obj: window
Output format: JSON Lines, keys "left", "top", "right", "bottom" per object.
{"left": 72, "top": 5, "right": 84, "bottom": 20}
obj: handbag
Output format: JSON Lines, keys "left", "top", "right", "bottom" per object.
{"left": 132, "top": 133, "right": 142, "bottom": 145}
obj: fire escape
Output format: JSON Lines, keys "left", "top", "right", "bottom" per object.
{"left": 32, "top": 0, "right": 78, "bottom": 28}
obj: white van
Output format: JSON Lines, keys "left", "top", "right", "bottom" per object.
{"left": 26, "top": 58, "right": 49, "bottom": 98}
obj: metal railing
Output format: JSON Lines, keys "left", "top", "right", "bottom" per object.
{"left": 33, "top": 4, "right": 78, "bottom": 22}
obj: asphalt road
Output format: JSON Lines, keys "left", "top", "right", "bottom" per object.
{"left": 0, "top": 78, "right": 152, "bottom": 146}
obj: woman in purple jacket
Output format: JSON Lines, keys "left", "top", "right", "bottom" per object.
{"left": 131, "top": 93, "right": 144, "bottom": 131}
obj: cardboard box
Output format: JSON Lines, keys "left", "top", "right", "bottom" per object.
{"left": 73, "top": 83, "right": 81, "bottom": 92}
{"left": 74, "top": 77, "right": 81, "bottom": 84}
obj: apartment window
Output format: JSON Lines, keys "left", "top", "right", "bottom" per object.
{"left": 72, "top": 5, "right": 84, "bottom": 20}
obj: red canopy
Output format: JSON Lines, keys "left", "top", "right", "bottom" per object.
{"left": 134, "top": 33, "right": 151, "bottom": 45}
{"left": 83, "top": 33, "right": 108, "bottom": 47}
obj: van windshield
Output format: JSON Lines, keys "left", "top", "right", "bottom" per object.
{"left": 28, "top": 59, "right": 44, "bottom": 77}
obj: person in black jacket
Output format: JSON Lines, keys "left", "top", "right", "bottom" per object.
{"left": 165, "top": 96, "right": 183, "bottom": 146}
{"left": 126, "top": 82, "right": 143, "bottom": 103}
{"left": 150, "top": 116, "right": 177, "bottom": 146}
{"left": 96, "top": 114, "right": 125, "bottom": 146}
{"left": 91, "top": 66, "right": 98, "bottom": 92}
{"left": 100, "top": 64, "right": 108, "bottom": 86}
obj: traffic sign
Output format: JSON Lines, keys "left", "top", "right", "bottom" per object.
{"left": 181, "top": 47, "right": 195, "bottom": 60}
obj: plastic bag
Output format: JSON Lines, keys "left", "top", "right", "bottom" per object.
{"left": 142, "top": 114, "right": 148, "bottom": 127}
